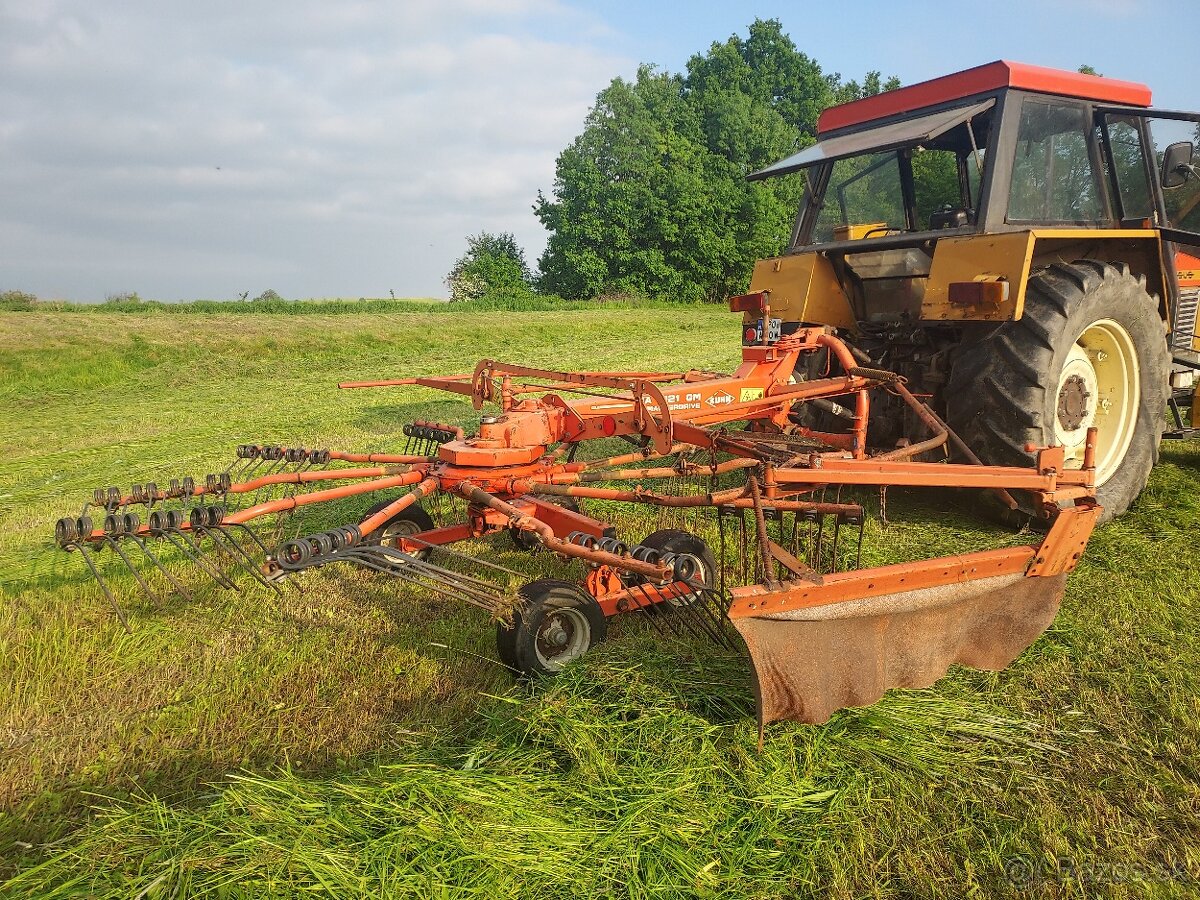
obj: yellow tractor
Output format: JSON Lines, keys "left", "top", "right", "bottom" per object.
{"left": 746, "top": 60, "right": 1199, "bottom": 521}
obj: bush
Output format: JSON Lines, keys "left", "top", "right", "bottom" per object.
{"left": 0, "top": 289, "right": 37, "bottom": 311}
{"left": 445, "top": 232, "right": 535, "bottom": 303}
{"left": 104, "top": 292, "right": 142, "bottom": 305}
{"left": 253, "top": 289, "right": 285, "bottom": 302}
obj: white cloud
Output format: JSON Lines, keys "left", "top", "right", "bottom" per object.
{"left": 0, "top": 0, "right": 629, "bottom": 300}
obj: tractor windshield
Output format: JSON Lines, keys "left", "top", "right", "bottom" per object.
{"left": 790, "top": 106, "right": 993, "bottom": 247}
{"left": 810, "top": 147, "right": 984, "bottom": 243}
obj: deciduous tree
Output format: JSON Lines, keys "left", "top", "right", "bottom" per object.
{"left": 536, "top": 20, "right": 896, "bottom": 301}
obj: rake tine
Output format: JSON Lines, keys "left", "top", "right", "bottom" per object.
{"left": 102, "top": 536, "right": 164, "bottom": 606}
{"left": 223, "top": 522, "right": 273, "bottom": 556}
{"left": 190, "top": 527, "right": 247, "bottom": 585}
{"left": 738, "top": 507, "right": 749, "bottom": 584}
{"left": 343, "top": 545, "right": 486, "bottom": 592}
{"left": 855, "top": 514, "right": 864, "bottom": 570}
{"left": 237, "top": 454, "right": 270, "bottom": 484}
{"left": 658, "top": 582, "right": 712, "bottom": 642}
{"left": 125, "top": 533, "right": 194, "bottom": 602}
{"left": 76, "top": 544, "right": 132, "bottom": 633}
{"left": 204, "top": 527, "right": 279, "bottom": 592}
{"left": 365, "top": 544, "right": 519, "bottom": 591}
{"left": 679, "top": 581, "right": 733, "bottom": 647}
{"left": 340, "top": 550, "right": 500, "bottom": 611}
{"left": 831, "top": 514, "right": 842, "bottom": 572}
{"left": 717, "top": 505, "right": 728, "bottom": 597}
{"left": 686, "top": 583, "right": 733, "bottom": 646}
{"left": 164, "top": 529, "right": 238, "bottom": 589}
{"left": 687, "top": 587, "right": 733, "bottom": 649}
{"left": 671, "top": 587, "right": 723, "bottom": 644}
{"left": 630, "top": 583, "right": 676, "bottom": 636}
{"left": 814, "top": 514, "right": 825, "bottom": 573}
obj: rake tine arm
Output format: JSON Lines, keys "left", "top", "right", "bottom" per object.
{"left": 357, "top": 477, "right": 440, "bottom": 539}
{"left": 75, "top": 544, "right": 132, "bottom": 633}
{"left": 225, "top": 467, "right": 405, "bottom": 494}
{"left": 551, "top": 443, "right": 694, "bottom": 474}
{"left": 125, "top": 534, "right": 194, "bottom": 602}
{"left": 457, "top": 481, "right": 673, "bottom": 581}
{"left": 328, "top": 452, "right": 437, "bottom": 464}
{"left": 163, "top": 530, "right": 238, "bottom": 589}
{"left": 96, "top": 465, "right": 409, "bottom": 510}
{"left": 222, "top": 472, "right": 426, "bottom": 527}
{"left": 561, "top": 457, "right": 759, "bottom": 484}
{"left": 518, "top": 481, "right": 747, "bottom": 507}
{"left": 102, "top": 537, "right": 164, "bottom": 605}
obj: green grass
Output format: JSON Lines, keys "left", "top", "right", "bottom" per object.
{"left": 2, "top": 307, "right": 1199, "bottom": 897}
{"left": 1, "top": 293, "right": 693, "bottom": 315}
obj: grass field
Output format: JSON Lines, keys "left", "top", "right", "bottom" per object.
{"left": 2, "top": 305, "right": 1199, "bottom": 898}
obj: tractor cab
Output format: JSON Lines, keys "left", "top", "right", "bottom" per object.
{"left": 745, "top": 60, "right": 1199, "bottom": 521}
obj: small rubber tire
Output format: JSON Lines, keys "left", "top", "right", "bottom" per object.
{"left": 508, "top": 496, "right": 580, "bottom": 552}
{"left": 946, "top": 260, "right": 1170, "bottom": 524}
{"left": 496, "top": 579, "right": 606, "bottom": 676}
{"left": 639, "top": 529, "right": 717, "bottom": 587}
{"left": 636, "top": 529, "right": 717, "bottom": 608}
{"left": 362, "top": 498, "right": 435, "bottom": 561}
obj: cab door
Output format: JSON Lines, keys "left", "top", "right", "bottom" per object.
{"left": 1098, "top": 107, "right": 1200, "bottom": 358}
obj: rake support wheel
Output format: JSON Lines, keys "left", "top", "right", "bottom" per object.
{"left": 362, "top": 499, "right": 435, "bottom": 561}
{"left": 496, "top": 579, "right": 606, "bottom": 676}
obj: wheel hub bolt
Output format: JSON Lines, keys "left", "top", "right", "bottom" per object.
{"left": 545, "top": 621, "right": 568, "bottom": 647}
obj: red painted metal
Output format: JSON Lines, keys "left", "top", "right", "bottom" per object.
{"left": 818, "top": 60, "right": 1152, "bottom": 135}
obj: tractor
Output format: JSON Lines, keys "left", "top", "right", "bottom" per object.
{"left": 745, "top": 60, "right": 1199, "bottom": 522}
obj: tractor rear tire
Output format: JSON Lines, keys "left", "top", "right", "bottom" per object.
{"left": 945, "top": 260, "right": 1169, "bottom": 524}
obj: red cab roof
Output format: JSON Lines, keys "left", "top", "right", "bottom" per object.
{"left": 818, "top": 60, "right": 1152, "bottom": 134}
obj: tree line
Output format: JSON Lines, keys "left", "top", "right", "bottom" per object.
{"left": 448, "top": 19, "right": 896, "bottom": 304}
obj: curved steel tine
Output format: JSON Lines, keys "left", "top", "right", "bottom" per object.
{"left": 76, "top": 543, "right": 132, "bottom": 633}
{"left": 125, "top": 533, "right": 194, "bottom": 602}
{"left": 695, "top": 587, "right": 736, "bottom": 649}
{"left": 831, "top": 514, "right": 842, "bottom": 573}
{"left": 223, "top": 522, "right": 272, "bottom": 555}
{"left": 661, "top": 582, "right": 717, "bottom": 643}
{"left": 102, "top": 536, "right": 163, "bottom": 605}
{"left": 627, "top": 583, "right": 668, "bottom": 635}
{"left": 342, "top": 549, "right": 503, "bottom": 608}
{"left": 166, "top": 529, "right": 238, "bottom": 590}
{"left": 678, "top": 581, "right": 730, "bottom": 646}
{"left": 368, "top": 546, "right": 509, "bottom": 592}
{"left": 203, "top": 527, "right": 280, "bottom": 593}
{"left": 855, "top": 515, "right": 865, "bottom": 570}
{"left": 339, "top": 551, "right": 500, "bottom": 611}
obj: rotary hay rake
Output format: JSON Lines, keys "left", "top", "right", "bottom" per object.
{"left": 52, "top": 298, "right": 1101, "bottom": 727}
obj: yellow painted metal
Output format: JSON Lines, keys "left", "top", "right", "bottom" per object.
{"left": 922, "top": 232, "right": 1036, "bottom": 321}
{"left": 923, "top": 229, "right": 1164, "bottom": 323}
{"left": 834, "top": 222, "right": 889, "bottom": 241}
{"left": 1030, "top": 228, "right": 1160, "bottom": 240}
{"left": 748, "top": 253, "right": 857, "bottom": 330}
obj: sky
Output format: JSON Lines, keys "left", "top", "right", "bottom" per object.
{"left": 0, "top": 0, "right": 1192, "bottom": 302}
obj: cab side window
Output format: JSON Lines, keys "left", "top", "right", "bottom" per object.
{"left": 1104, "top": 116, "right": 1153, "bottom": 221}
{"left": 1008, "top": 99, "right": 1105, "bottom": 223}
